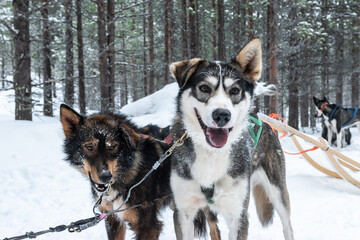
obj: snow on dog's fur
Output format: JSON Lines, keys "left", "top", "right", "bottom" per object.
{"left": 169, "top": 39, "right": 294, "bottom": 240}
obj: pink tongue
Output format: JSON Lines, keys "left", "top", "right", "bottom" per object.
{"left": 206, "top": 128, "right": 229, "bottom": 147}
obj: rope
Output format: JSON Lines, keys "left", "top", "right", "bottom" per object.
{"left": 268, "top": 113, "right": 319, "bottom": 155}
{"left": 283, "top": 146, "right": 319, "bottom": 155}
{"left": 2, "top": 133, "right": 188, "bottom": 240}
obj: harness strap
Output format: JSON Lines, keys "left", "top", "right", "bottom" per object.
{"left": 328, "top": 104, "right": 341, "bottom": 122}
{"left": 248, "top": 115, "right": 263, "bottom": 149}
{"left": 342, "top": 107, "right": 358, "bottom": 127}
{"left": 320, "top": 102, "right": 329, "bottom": 111}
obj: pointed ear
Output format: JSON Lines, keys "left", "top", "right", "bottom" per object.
{"left": 60, "top": 104, "right": 84, "bottom": 138}
{"left": 234, "top": 38, "right": 262, "bottom": 82}
{"left": 323, "top": 96, "right": 328, "bottom": 102}
{"left": 170, "top": 58, "right": 204, "bottom": 88}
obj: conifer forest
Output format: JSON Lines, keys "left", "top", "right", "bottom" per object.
{"left": 0, "top": 0, "right": 359, "bottom": 129}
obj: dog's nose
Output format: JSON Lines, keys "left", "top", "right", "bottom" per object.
{"left": 99, "top": 170, "right": 112, "bottom": 183}
{"left": 212, "top": 109, "right": 231, "bottom": 127}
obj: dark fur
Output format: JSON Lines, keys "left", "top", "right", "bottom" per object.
{"left": 139, "top": 124, "right": 170, "bottom": 140}
{"left": 60, "top": 104, "right": 172, "bottom": 240}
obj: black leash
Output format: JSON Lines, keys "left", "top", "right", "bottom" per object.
{"left": 2, "top": 133, "right": 187, "bottom": 240}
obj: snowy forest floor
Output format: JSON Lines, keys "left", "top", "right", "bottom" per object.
{"left": 1, "top": 84, "right": 360, "bottom": 240}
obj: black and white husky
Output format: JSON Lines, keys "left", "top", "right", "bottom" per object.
{"left": 169, "top": 39, "right": 294, "bottom": 240}
{"left": 313, "top": 96, "right": 359, "bottom": 149}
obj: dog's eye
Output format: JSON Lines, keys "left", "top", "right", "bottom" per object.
{"left": 230, "top": 87, "right": 240, "bottom": 95}
{"left": 199, "top": 85, "right": 211, "bottom": 93}
{"left": 85, "top": 144, "right": 94, "bottom": 152}
{"left": 107, "top": 144, "right": 118, "bottom": 152}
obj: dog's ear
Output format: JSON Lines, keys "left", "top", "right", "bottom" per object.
{"left": 170, "top": 58, "right": 204, "bottom": 88}
{"left": 323, "top": 96, "right": 328, "bottom": 102}
{"left": 60, "top": 104, "right": 84, "bottom": 138}
{"left": 234, "top": 38, "right": 262, "bottom": 82}
{"left": 119, "top": 124, "right": 138, "bottom": 151}
{"left": 313, "top": 96, "right": 318, "bottom": 103}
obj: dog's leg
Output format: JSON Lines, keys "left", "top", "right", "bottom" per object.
{"left": 337, "top": 129, "right": 343, "bottom": 149}
{"left": 327, "top": 126, "right": 333, "bottom": 145}
{"left": 105, "top": 215, "right": 126, "bottom": 240}
{"left": 173, "top": 209, "right": 183, "bottom": 240}
{"left": 175, "top": 208, "right": 197, "bottom": 240}
{"left": 205, "top": 207, "right": 221, "bottom": 240}
{"left": 252, "top": 169, "right": 294, "bottom": 240}
{"left": 357, "top": 122, "right": 360, "bottom": 133}
{"left": 129, "top": 206, "right": 163, "bottom": 240}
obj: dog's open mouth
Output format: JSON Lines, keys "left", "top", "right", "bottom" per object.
{"left": 89, "top": 174, "right": 110, "bottom": 193}
{"left": 195, "top": 109, "right": 232, "bottom": 148}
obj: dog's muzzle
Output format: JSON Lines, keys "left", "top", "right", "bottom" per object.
{"left": 89, "top": 172, "right": 111, "bottom": 193}
{"left": 195, "top": 108, "right": 232, "bottom": 148}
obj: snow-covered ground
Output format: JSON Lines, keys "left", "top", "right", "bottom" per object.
{"left": 1, "top": 84, "right": 359, "bottom": 240}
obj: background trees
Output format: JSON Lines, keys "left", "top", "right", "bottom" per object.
{"left": 0, "top": 0, "right": 359, "bottom": 130}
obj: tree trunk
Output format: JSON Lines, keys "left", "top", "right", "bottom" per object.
{"left": 107, "top": 0, "right": 115, "bottom": 110}
{"left": 65, "top": 0, "right": 74, "bottom": 107}
{"left": 232, "top": 0, "right": 241, "bottom": 53}
{"left": 13, "top": 0, "right": 32, "bottom": 120}
{"left": 247, "top": 0, "right": 254, "bottom": 40}
{"left": 169, "top": 0, "right": 175, "bottom": 63}
{"left": 335, "top": 0, "right": 345, "bottom": 104}
{"left": 321, "top": 0, "right": 328, "bottom": 98}
{"left": 351, "top": 16, "right": 359, "bottom": 107}
{"left": 1, "top": 55, "right": 5, "bottom": 90}
{"left": 76, "top": 0, "right": 85, "bottom": 114}
{"left": 142, "top": 0, "right": 147, "bottom": 96}
{"left": 288, "top": 3, "right": 298, "bottom": 129}
{"left": 148, "top": 0, "right": 155, "bottom": 94}
{"left": 217, "top": 0, "right": 226, "bottom": 61}
{"left": 264, "top": 0, "right": 278, "bottom": 115}
{"left": 180, "top": 0, "right": 188, "bottom": 59}
{"left": 97, "top": 0, "right": 109, "bottom": 111}
{"left": 188, "top": 0, "right": 197, "bottom": 58}
{"left": 41, "top": 0, "right": 53, "bottom": 117}
{"left": 164, "top": 0, "right": 170, "bottom": 84}
{"left": 211, "top": 0, "right": 217, "bottom": 60}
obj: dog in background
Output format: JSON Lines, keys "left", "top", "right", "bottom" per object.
{"left": 169, "top": 38, "right": 294, "bottom": 240}
{"left": 313, "top": 96, "right": 358, "bottom": 148}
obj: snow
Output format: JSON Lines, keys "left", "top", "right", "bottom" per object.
{"left": 1, "top": 84, "right": 360, "bottom": 240}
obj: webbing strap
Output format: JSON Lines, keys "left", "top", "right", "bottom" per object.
{"left": 328, "top": 104, "right": 341, "bottom": 122}
{"left": 342, "top": 107, "right": 358, "bottom": 127}
{"left": 248, "top": 115, "right": 263, "bottom": 150}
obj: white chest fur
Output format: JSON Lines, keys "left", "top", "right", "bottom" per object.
{"left": 191, "top": 143, "right": 231, "bottom": 187}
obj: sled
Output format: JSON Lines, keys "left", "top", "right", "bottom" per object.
{"left": 257, "top": 113, "right": 360, "bottom": 188}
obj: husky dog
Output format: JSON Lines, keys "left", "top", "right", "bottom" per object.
{"left": 313, "top": 96, "right": 359, "bottom": 148}
{"left": 169, "top": 39, "right": 294, "bottom": 240}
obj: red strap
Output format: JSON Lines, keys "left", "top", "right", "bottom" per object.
{"left": 268, "top": 113, "right": 319, "bottom": 155}
{"left": 268, "top": 113, "right": 287, "bottom": 139}
{"left": 163, "top": 133, "right": 173, "bottom": 145}
{"left": 320, "top": 102, "right": 329, "bottom": 111}
{"left": 283, "top": 146, "right": 319, "bottom": 155}
{"left": 140, "top": 134, "right": 149, "bottom": 139}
